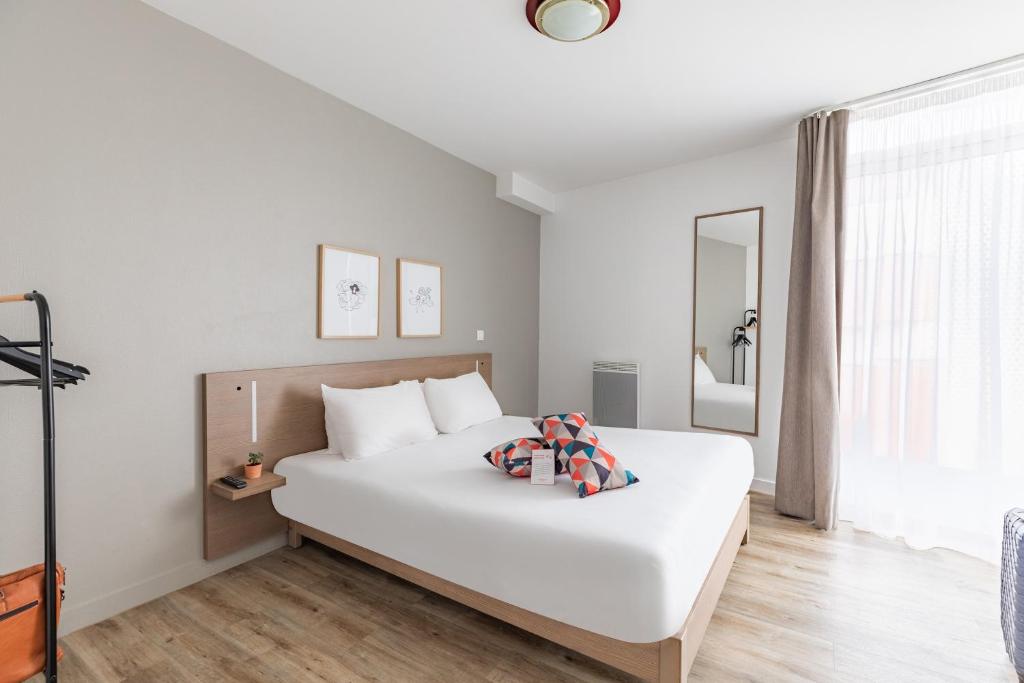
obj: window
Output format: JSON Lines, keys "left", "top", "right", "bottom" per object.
{"left": 840, "top": 69, "right": 1024, "bottom": 562}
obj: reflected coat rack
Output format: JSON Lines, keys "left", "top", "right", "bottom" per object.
{"left": 0, "top": 291, "right": 89, "bottom": 683}
{"left": 731, "top": 308, "right": 757, "bottom": 385}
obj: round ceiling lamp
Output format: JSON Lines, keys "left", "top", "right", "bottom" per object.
{"left": 527, "top": 0, "right": 621, "bottom": 42}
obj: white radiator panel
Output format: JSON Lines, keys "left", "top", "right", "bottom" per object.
{"left": 592, "top": 361, "right": 639, "bottom": 428}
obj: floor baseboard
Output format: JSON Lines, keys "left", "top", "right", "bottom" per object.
{"left": 749, "top": 478, "right": 776, "bottom": 496}
{"left": 59, "top": 534, "right": 285, "bottom": 636}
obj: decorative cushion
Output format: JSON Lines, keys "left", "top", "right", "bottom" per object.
{"left": 567, "top": 442, "right": 639, "bottom": 498}
{"left": 532, "top": 412, "right": 638, "bottom": 496}
{"left": 482, "top": 437, "right": 547, "bottom": 477}
{"left": 531, "top": 413, "right": 599, "bottom": 475}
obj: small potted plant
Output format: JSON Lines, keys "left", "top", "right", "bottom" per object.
{"left": 244, "top": 452, "right": 264, "bottom": 480}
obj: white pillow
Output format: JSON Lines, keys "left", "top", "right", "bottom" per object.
{"left": 422, "top": 371, "right": 502, "bottom": 434}
{"left": 694, "top": 354, "right": 717, "bottom": 385}
{"left": 321, "top": 380, "right": 437, "bottom": 460}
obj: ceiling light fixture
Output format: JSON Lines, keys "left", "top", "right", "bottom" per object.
{"left": 527, "top": 0, "right": 621, "bottom": 42}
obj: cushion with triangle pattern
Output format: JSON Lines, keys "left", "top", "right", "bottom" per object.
{"left": 531, "top": 412, "right": 597, "bottom": 475}
{"left": 482, "top": 437, "right": 547, "bottom": 477}
{"left": 532, "top": 413, "right": 639, "bottom": 496}
{"left": 566, "top": 441, "right": 639, "bottom": 498}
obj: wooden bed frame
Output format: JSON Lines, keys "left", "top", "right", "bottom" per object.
{"left": 203, "top": 353, "right": 750, "bottom": 682}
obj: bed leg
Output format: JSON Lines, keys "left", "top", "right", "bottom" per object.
{"left": 287, "top": 521, "right": 303, "bottom": 549}
{"left": 740, "top": 494, "right": 750, "bottom": 545}
{"left": 658, "top": 635, "right": 687, "bottom": 682}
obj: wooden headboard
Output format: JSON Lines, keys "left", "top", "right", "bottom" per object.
{"left": 203, "top": 353, "right": 492, "bottom": 560}
{"left": 695, "top": 346, "right": 708, "bottom": 364}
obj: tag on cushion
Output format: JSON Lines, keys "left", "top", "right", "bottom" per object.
{"left": 568, "top": 443, "right": 639, "bottom": 498}
{"left": 531, "top": 412, "right": 600, "bottom": 475}
{"left": 482, "top": 437, "right": 546, "bottom": 477}
{"left": 530, "top": 449, "right": 555, "bottom": 485}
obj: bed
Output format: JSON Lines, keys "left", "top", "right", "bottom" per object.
{"left": 273, "top": 414, "right": 752, "bottom": 644}
{"left": 693, "top": 382, "right": 756, "bottom": 433}
{"left": 202, "top": 353, "right": 752, "bottom": 682}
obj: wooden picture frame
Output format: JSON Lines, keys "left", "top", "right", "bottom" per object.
{"left": 317, "top": 245, "right": 381, "bottom": 339}
{"left": 397, "top": 258, "right": 444, "bottom": 338}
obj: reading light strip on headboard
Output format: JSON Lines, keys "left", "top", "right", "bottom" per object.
{"left": 251, "top": 380, "right": 258, "bottom": 443}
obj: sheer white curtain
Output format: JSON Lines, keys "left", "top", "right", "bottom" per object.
{"left": 840, "top": 69, "right": 1024, "bottom": 563}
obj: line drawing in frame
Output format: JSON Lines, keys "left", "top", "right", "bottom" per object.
{"left": 397, "top": 258, "right": 444, "bottom": 338}
{"left": 318, "top": 244, "right": 381, "bottom": 339}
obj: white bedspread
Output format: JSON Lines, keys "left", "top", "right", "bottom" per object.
{"left": 694, "top": 382, "right": 756, "bottom": 433}
{"left": 272, "top": 416, "right": 752, "bottom": 643}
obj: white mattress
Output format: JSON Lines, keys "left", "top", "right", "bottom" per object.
{"left": 694, "top": 382, "right": 756, "bottom": 433}
{"left": 272, "top": 416, "right": 752, "bottom": 643}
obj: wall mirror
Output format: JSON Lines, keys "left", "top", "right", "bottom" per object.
{"left": 691, "top": 207, "right": 763, "bottom": 435}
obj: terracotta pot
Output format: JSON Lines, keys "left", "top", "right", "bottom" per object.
{"left": 244, "top": 463, "right": 263, "bottom": 480}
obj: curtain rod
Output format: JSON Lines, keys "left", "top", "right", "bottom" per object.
{"left": 808, "top": 52, "right": 1024, "bottom": 117}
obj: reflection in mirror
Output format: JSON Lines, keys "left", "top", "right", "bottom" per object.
{"left": 691, "top": 207, "right": 763, "bottom": 435}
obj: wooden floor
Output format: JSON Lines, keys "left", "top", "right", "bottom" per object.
{"left": 46, "top": 494, "right": 1016, "bottom": 682}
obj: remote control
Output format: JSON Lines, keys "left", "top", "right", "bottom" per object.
{"left": 220, "top": 475, "right": 247, "bottom": 489}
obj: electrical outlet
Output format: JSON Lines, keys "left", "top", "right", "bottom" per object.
{"left": 476, "top": 330, "right": 485, "bottom": 342}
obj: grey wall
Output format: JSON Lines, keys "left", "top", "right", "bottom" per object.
{"left": 539, "top": 137, "right": 795, "bottom": 489}
{"left": 695, "top": 236, "right": 746, "bottom": 383}
{"left": 0, "top": 0, "right": 540, "bottom": 633}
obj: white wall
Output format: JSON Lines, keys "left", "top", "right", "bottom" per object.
{"left": 538, "top": 138, "right": 796, "bottom": 488}
{"left": 0, "top": 0, "right": 539, "bottom": 634}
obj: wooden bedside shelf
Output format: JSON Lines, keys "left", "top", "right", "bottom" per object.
{"left": 210, "top": 472, "right": 286, "bottom": 502}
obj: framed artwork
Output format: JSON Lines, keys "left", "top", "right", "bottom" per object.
{"left": 397, "top": 258, "right": 443, "bottom": 338}
{"left": 318, "top": 245, "right": 380, "bottom": 339}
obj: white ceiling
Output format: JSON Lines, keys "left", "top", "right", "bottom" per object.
{"left": 141, "top": 0, "right": 1024, "bottom": 192}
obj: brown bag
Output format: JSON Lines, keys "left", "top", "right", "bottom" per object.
{"left": 0, "top": 564, "right": 65, "bottom": 683}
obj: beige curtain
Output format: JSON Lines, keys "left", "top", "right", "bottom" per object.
{"left": 775, "top": 110, "right": 849, "bottom": 530}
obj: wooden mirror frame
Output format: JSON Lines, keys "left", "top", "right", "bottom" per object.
{"left": 690, "top": 207, "right": 764, "bottom": 437}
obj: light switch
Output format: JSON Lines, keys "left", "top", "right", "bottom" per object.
{"left": 476, "top": 330, "right": 486, "bottom": 342}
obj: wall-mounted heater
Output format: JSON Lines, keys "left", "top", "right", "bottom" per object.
{"left": 592, "top": 361, "right": 640, "bottom": 428}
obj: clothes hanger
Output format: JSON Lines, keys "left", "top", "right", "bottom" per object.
{"left": 0, "top": 334, "right": 90, "bottom": 384}
{"left": 731, "top": 325, "right": 752, "bottom": 385}
{"left": 732, "top": 327, "right": 752, "bottom": 348}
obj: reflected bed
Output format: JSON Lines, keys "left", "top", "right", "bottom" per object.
{"left": 693, "top": 382, "right": 756, "bottom": 433}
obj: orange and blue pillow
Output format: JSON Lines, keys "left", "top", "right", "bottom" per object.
{"left": 531, "top": 412, "right": 599, "bottom": 475}
{"left": 532, "top": 412, "right": 639, "bottom": 497}
{"left": 567, "top": 442, "right": 639, "bottom": 498}
{"left": 483, "top": 437, "right": 547, "bottom": 477}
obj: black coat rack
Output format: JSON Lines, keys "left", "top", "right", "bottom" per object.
{"left": 731, "top": 308, "right": 758, "bottom": 385}
{"left": 0, "top": 291, "right": 89, "bottom": 683}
